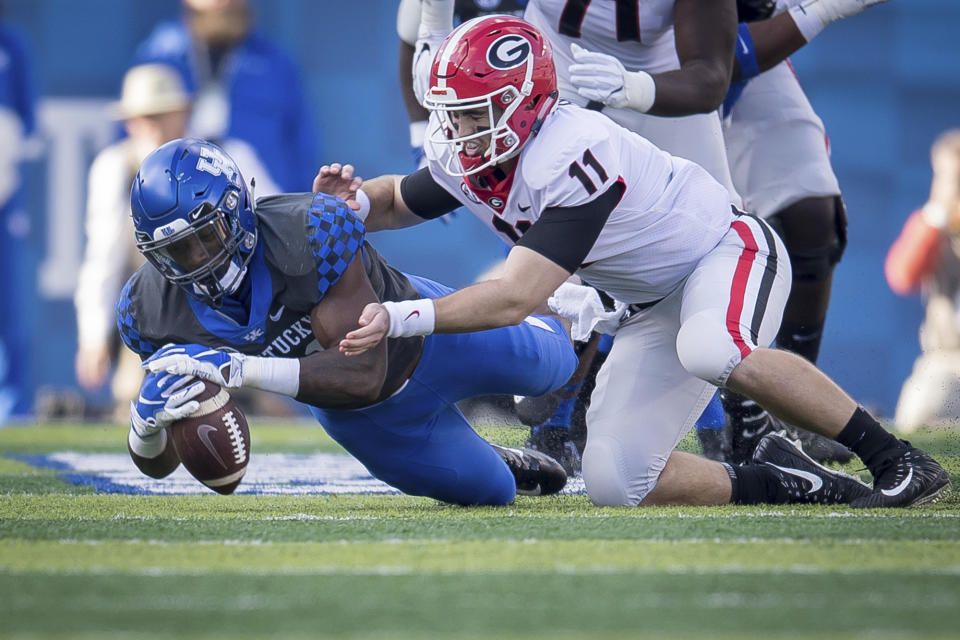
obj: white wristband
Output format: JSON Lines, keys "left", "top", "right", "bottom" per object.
{"left": 355, "top": 188, "right": 371, "bottom": 221}
{"left": 128, "top": 426, "right": 168, "bottom": 459}
{"left": 383, "top": 299, "right": 436, "bottom": 338}
{"left": 789, "top": 2, "right": 828, "bottom": 42}
{"left": 623, "top": 69, "right": 656, "bottom": 113}
{"left": 241, "top": 356, "right": 301, "bottom": 397}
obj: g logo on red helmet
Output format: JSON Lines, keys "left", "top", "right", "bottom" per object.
{"left": 486, "top": 34, "right": 531, "bottom": 70}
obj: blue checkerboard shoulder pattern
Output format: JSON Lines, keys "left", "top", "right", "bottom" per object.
{"left": 116, "top": 277, "right": 158, "bottom": 359}
{"left": 306, "top": 193, "right": 365, "bottom": 301}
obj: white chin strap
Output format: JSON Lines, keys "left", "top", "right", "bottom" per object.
{"left": 193, "top": 260, "right": 247, "bottom": 298}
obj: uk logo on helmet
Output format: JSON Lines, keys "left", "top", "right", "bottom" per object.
{"left": 486, "top": 34, "right": 531, "bottom": 70}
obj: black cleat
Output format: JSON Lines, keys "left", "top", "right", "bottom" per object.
{"left": 526, "top": 426, "right": 582, "bottom": 476}
{"left": 781, "top": 426, "right": 853, "bottom": 465}
{"left": 492, "top": 444, "right": 568, "bottom": 496}
{"left": 851, "top": 443, "right": 952, "bottom": 508}
{"left": 752, "top": 433, "right": 872, "bottom": 505}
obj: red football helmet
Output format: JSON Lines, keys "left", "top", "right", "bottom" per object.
{"left": 424, "top": 15, "right": 558, "bottom": 177}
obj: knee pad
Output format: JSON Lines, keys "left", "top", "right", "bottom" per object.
{"left": 676, "top": 311, "right": 739, "bottom": 387}
{"left": 767, "top": 196, "right": 848, "bottom": 281}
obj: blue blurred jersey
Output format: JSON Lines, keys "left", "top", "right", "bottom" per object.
{"left": 134, "top": 21, "right": 318, "bottom": 192}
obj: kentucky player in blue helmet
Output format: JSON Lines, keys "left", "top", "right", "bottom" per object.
{"left": 118, "top": 138, "right": 576, "bottom": 504}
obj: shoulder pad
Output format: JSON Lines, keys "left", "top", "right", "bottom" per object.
{"left": 520, "top": 107, "right": 610, "bottom": 191}
{"left": 306, "top": 193, "right": 366, "bottom": 300}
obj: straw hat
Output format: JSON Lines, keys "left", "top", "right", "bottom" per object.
{"left": 111, "top": 64, "right": 191, "bottom": 120}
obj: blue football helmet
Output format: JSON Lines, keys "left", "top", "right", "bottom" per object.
{"left": 130, "top": 138, "right": 258, "bottom": 307}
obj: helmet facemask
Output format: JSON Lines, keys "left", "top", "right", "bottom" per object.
{"left": 426, "top": 84, "right": 526, "bottom": 177}
{"left": 136, "top": 187, "right": 257, "bottom": 308}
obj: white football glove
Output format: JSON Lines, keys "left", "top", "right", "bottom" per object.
{"left": 412, "top": 0, "right": 454, "bottom": 107}
{"left": 568, "top": 43, "right": 656, "bottom": 113}
{"left": 547, "top": 281, "right": 627, "bottom": 342}
{"left": 145, "top": 343, "right": 246, "bottom": 389}
{"left": 145, "top": 343, "right": 301, "bottom": 397}
{"left": 130, "top": 370, "right": 205, "bottom": 439}
{"left": 789, "top": 0, "right": 889, "bottom": 42}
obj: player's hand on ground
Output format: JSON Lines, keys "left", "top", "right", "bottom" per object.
{"left": 130, "top": 370, "right": 205, "bottom": 438}
{"left": 145, "top": 343, "right": 246, "bottom": 389}
{"left": 339, "top": 303, "right": 390, "bottom": 356}
{"left": 312, "top": 163, "right": 362, "bottom": 210}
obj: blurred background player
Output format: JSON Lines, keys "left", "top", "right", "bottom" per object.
{"left": 122, "top": 138, "right": 574, "bottom": 504}
{"left": 0, "top": 4, "right": 35, "bottom": 423}
{"left": 74, "top": 63, "right": 278, "bottom": 421}
{"left": 885, "top": 129, "right": 960, "bottom": 433}
{"left": 133, "top": 0, "right": 318, "bottom": 191}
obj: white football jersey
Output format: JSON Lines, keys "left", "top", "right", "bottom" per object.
{"left": 525, "top": 0, "right": 680, "bottom": 108}
{"left": 424, "top": 102, "right": 734, "bottom": 304}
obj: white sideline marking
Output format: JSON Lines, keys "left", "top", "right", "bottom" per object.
{"left": 24, "top": 452, "right": 587, "bottom": 496}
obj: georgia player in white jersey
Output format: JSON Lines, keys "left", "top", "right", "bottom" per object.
{"left": 315, "top": 16, "right": 949, "bottom": 509}
{"left": 523, "top": 0, "right": 741, "bottom": 200}
{"left": 522, "top": 0, "right": 889, "bottom": 464}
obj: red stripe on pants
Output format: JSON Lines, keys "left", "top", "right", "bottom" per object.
{"left": 728, "top": 221, "right": 759, "bottom": 359}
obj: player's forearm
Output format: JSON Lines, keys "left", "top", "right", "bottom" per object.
{"left": 360, "top": 175, "right": 423, "bottom": 232}
{"left": 127, "top": 428, "right": 181, "bottom": 479}
{"left": 296, "top": 349, "right": 388, "bottom": 408}
{"left": 647, "top": 62, "right": 732, "bottom": 115}
{"left": 433, "top": 280, "right": 543, "bottom": 333}
{"left": 661, "top": 0, "right": 736, "bottom": 114}
{"left": 731, "top": 15, "right": 809, "bottom": 81}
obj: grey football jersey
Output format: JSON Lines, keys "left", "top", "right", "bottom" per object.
{"left": 117, "top": 193, "right": 424, "bottom": 380}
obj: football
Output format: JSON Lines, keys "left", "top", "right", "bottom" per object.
{"left": 169, "top": 381, "right": 250, "bottom": 494}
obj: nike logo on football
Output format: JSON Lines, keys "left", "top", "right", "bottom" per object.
{"left": 197, "top": 424, "right": 228, "bottom": 470}
{"left": 518, "top": 204, "right": 531, "bottom": 212}
{"left": 405, "top": 310, "right": 421, "bottom": 321}
{"left": 881, "top": 467, "right": 913, "bottom": 497}
{"left": 269, "top": 305, "right": 286, "bottom": 322}
{"left": 767, "top": 463, "right": 823, "bottom": 494}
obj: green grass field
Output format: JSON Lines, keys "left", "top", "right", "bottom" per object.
{"left": 1, "top": 421, "right": 958, "bottom": 640}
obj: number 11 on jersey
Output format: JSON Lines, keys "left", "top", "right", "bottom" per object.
{"left": 568, "top": 149, "right": 609, "bottom": 195}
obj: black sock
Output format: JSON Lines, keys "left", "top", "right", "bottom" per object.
{"left": 776, "top": 320, "right": 823, "bottom": 365}
{"left": 724, "top": 463, "right": 786, "bottom": 504}
{"left": 835, "top": 406, "right": 905, "bottom": 472}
